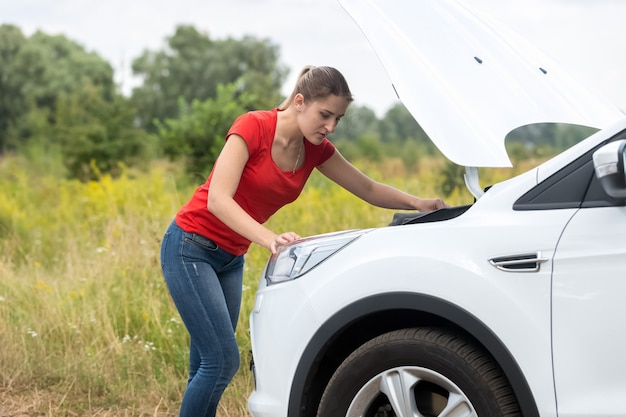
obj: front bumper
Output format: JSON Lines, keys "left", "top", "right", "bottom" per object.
{"left": 247, "top": 279, "right": 320, "bottom": 417}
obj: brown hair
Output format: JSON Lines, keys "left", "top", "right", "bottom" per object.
{"left": 278, "top": 65, "right": 353, "bottom": 110}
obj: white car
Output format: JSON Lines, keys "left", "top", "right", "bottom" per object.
{"left": 248, "top": 1, "right": 626, "bottom": 416}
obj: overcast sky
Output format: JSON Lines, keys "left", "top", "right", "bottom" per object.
{"left": 2, "top": 0, "right": 625, "bottom": 116}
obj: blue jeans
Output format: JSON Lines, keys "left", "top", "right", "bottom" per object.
{"left": 160, "top": 221, "right": 245, "bottom": 417}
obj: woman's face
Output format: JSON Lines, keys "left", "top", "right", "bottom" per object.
{"left": 298, "top": 94, "right": 350, "bottom": 144}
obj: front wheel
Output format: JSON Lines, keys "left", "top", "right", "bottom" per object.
{"left": 317, "top": 328, "right": 521, "bottom": 417}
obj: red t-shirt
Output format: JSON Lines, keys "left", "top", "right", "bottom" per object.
{"left": 175, "top": 108, "right": 336, "bottom": 255}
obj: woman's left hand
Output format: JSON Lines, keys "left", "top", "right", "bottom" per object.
{"left": 270, "top": 231, "right": 301, "bottom": 254}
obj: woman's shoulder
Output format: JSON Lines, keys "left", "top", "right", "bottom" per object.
{"left": 229, "top": 109, "right": 277, "bottom": 134}
{"left": 228, "top": 109, "right": 278, "bottom": 153}
{"left": 235, "top": 108, "right": 278, "bottom": 126}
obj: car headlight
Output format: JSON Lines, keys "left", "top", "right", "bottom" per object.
{"left": 265, "top": 229, "right": 371, "bottom": 286}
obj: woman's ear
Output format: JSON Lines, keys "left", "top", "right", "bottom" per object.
{"left": 294, "top": 93, "right": 305, "bottom": 112}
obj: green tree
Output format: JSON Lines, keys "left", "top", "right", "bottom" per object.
{"left": 11, "top": 31, "right": 114, "bottom": 111}
{"left": 54, "top": 84, "right": 150, "bottom": 181}
{"left": 379, "top": 104, "right": 428, "bottom": 144}
{"left": 354, "top": 133, "right": 384, "bottom": 162}
{"left": 131, "top": 25, "right": 287, "bottom": 131}
{"left": 334, "top": 105, "right": 379, "bottom": 142}
{"left": 0, "top": 24, "right": 27, "bottom": 151}
{"left": 156, "top": 83, "right": 257, "bottom": 180}
{"left": 1, "top": 27, "right": 116, "bottom": 152}
{"left": 399, "top": 139, "right": 426, "bottom": 169}
{"left": 506, "top": 123, "right": 596, "bottom": 152}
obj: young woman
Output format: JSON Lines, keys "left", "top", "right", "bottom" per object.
{"left": 160, "top": 65, "right": 447, "bottom": 416}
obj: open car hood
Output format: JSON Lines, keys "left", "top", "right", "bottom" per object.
{"left": 338, "top": 0, "right": 624, "bottom": 167}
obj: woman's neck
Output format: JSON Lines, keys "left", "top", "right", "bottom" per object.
{"left": 275, "top": 107, "right": 303, "bottom": 146}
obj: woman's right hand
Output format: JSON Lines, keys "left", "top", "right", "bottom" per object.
{"left": 269, "top": 232, "right": 301, "bottom": 254}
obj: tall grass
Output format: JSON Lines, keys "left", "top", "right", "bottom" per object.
{"left": 0, "top": 154, "right": 524, "bottom": 416}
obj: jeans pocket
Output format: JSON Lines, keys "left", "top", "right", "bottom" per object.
{"left": 184, "top": 233, "right": 218, "bottom": 252}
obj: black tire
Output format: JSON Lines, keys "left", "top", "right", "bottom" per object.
{"left": 317, "top": 327, "right": 521, "bottom": 417}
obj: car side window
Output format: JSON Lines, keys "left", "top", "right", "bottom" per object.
{"left": 514, "top": 136, "right": 625, "bottom": 210}
{"left": 513, "top": 151, "right": 594, "bottom": 210}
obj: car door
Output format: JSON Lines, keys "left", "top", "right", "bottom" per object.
{"left": 551, "top": 172, "right": 626, "bottom": 416}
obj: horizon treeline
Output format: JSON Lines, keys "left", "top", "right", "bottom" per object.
{"left": 0, "top": 23, "right": 594, "bottom": 183}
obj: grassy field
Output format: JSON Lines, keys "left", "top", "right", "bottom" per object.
{"left": 0, "top": 154, "right": 525, "bottom": 416}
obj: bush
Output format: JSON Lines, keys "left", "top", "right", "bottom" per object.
{"left": 157, "top": 83, "right": 258, "bottom": 181}
{"left": 55, "top": 85, "right": 151, "bottom": 181}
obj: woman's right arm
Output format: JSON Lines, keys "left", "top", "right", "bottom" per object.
{"left": 207, "top": 135, "right": 300, "bottom": 253}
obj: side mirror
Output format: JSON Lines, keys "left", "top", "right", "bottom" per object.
{"left": 593, "top": 139, "right": 626, "bottom": 199}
